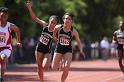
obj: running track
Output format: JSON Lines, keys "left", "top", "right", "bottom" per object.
{"left": 4, "top": 59, "right": 124, "bottom": 82}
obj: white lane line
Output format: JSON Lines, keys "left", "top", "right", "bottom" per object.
{"left": 98, "top": 74, "right": 123, "bottom": 82}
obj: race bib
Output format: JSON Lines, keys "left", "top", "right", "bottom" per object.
{"left": 40, "top": 35, "right": 49, "bottom": 45}
{"left": 0, "top": 35, "right": 6, "bottom": 43}
{"left": 117, "top": 38, "right": 124, "bottom": 44}
{"left": 117, "top": 33, "right": 124, "bottom": 44}
{"left": 60, "top": 37, "right": 70, "bottom": 46}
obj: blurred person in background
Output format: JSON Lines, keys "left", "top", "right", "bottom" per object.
{"left": 91, "top": 41, "right": 99, "bottom": 60}
{"left": 100, "top": 36, "right": 110, "bottom": 61}
{"left": 110, "top": 42, "right": 117, "bottom": 58}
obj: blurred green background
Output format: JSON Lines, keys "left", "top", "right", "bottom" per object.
{"left": 1, "top": 0, "right": 124, "bottom": 42}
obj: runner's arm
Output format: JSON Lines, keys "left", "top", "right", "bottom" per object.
{"left": 10, "top": 23, "right": 21, "bottom": 47}
{"left": 25, "top": 0, "right": 47, "bottom": 27}
{"left": 53, "top": 24, "right": 61, "bottom": 41}
{"left": 73, "top": 29, "right": 85, "bottom": 57}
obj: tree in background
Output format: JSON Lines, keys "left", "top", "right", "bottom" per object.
{"left": 0, "top": 0, "right": 124, "bottom": 42}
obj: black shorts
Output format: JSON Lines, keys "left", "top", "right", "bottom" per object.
{"left": 36, "top": 42, "right": 51, "bottom": 54}
{"left": 55, "top": 45, "right": 72, "bottom": 54}
{"left": 117, "top": 44, "right": 123, "bottom": 50}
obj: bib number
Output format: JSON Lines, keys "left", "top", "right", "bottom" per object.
{"left": 60, "top": 37, "right": 70, "bottom": 46}
{"left": 117, "top": 38, "right": 124, "bottom": 44}
{"left": 0, "top": 36, "right": 6, "bottom": 43}
{"left": 40, "top": 35, "right": 49, "bottom": 45}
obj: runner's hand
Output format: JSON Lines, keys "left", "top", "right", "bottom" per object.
{"left": 17, "top": 42, "right": 22, "bottom": 48}
{"left": 80, "top": 50, "right": 86, "bottom": 58}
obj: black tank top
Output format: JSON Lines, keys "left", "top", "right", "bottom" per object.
{"left": 57, "top": 25, "right": 73, "bottom": 47}
{"left": 39, "top": 27, "right": 53, "bottom": 48}
{"left": 114, "top": 29, "right": 124, "bottom": 45}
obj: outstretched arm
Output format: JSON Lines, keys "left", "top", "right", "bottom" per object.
{"left": 73, "top": 29, "right": 85, "bottom": 57}
{"left": 10, "top": 23, "right": 21, "bottom": 47}
{"left": 25, "top": 0, "right": 47, "bottom": 27}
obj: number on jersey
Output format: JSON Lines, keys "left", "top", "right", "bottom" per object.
{"left": 40, "top": 35, "right": 49, "bottom": 45}
{"left": 0, "top": 36, "right": 6, "bottom": 43}
{"left": 60, "top": 37, "right": 70, "bottom": 46}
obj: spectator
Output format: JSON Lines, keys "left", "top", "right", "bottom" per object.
{"left": 100, "top": 36, "right": 110, "bottom": 60}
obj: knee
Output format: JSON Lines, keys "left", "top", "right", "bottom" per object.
{"left": 118, "top": 57, "right": 122, "bottom": 61}
{"left": 43, "top": 66, "right": 49, "bottom": 71}
{"left": 0, "top": 54, "right": 7, "bottom": 61}
{"left": 51, "top": 64, "right": 59, "bottom": 71}
{"left": 63, "top": 66, "right": 70, "bottom": 71}
{"left": 37, "top": 64, "right": 43, "bottom": 70}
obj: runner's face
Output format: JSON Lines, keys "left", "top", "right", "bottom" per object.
{"left": 120, "top": 22, "right": 124, "bottom": 30}
{"left": 0, "top": 12, "right": 8, "bottom": 22}
{"left": 63, "top": 15, "right": 72, "bottom": 25}
{"left": 49, "top": 18, "right": 58, "bottom": 30}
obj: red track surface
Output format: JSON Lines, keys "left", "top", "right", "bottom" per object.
{"left": 4, "top": 59, "right": 124, "bottom": 82}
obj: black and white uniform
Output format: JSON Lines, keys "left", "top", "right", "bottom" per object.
{"left": 55, "top": 25, "right": 73, "bottom": 54}
{"left": 114, "top": 29, "right": 124, "bottom": 50}
{"left": 36, "top": 27, "right": 53, "bottom": 54}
